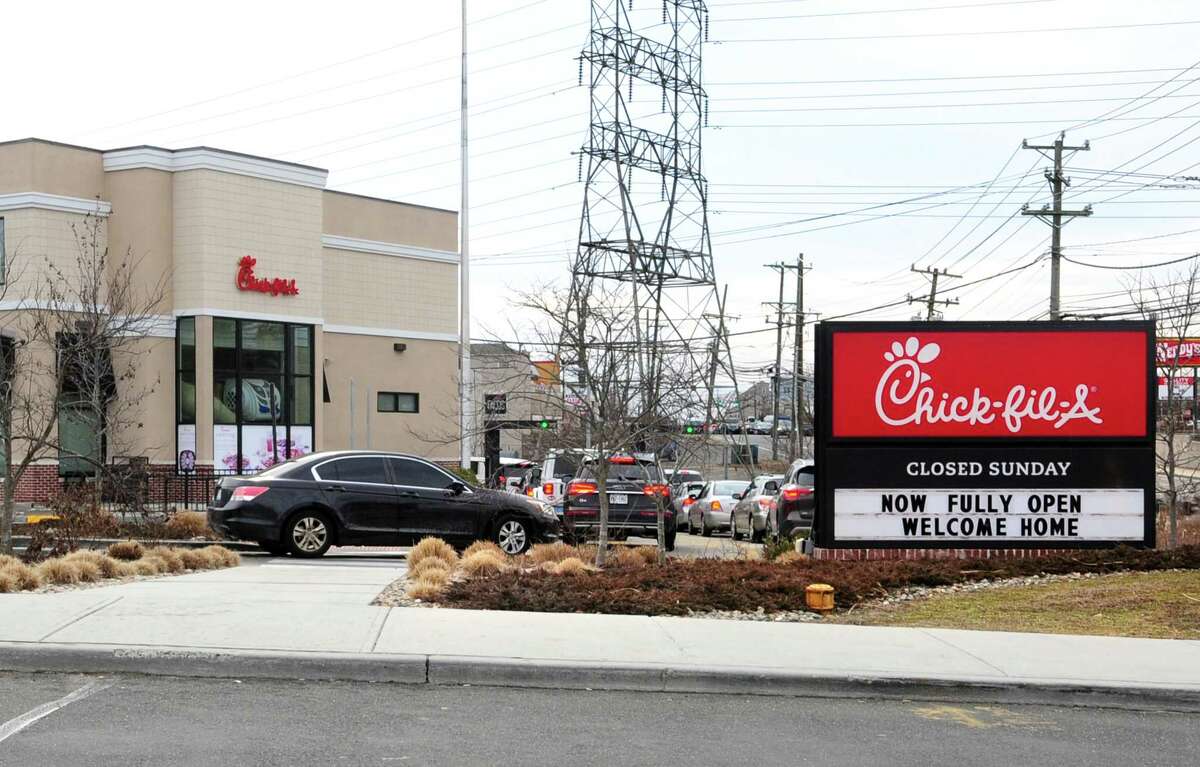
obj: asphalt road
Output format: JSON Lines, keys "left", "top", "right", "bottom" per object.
{"left": 1, "top": 673, "right": 1196, "bottom": 766}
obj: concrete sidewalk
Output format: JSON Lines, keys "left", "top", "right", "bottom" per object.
{"left": 2, "top": 560, "right": 1199, "bottom": 706}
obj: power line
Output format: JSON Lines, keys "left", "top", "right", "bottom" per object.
{"left": 713, "top": 19, "right": 1200, "bottom": 44}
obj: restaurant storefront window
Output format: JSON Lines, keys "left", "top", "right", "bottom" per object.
{"left": 177, "top": 316, "right": 313, "bottom": 473}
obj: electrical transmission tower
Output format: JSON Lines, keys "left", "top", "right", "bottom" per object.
{"left": 908, "top": 265, "right": 961, "bottom": 321}
{"left": 570, "top": 0, "right": 742, "bottom": 458}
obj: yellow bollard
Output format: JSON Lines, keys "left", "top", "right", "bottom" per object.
{"left": 805, "top": 583, "right": 835, "bottom": 613}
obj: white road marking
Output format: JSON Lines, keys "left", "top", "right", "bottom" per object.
{"left": 0, "top": 680, "right": 113, "bottom": 745}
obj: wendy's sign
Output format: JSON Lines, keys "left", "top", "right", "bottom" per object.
{"left": 236, "top": 256, "right": 299, "bottom": 297}
{"left": 814, "top": 321, "right": 1156, "bottom": 550}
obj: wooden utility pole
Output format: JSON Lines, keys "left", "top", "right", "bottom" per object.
{"left": 791, "top": 254, "right": 812, "bottom": 460}
{"left": 1022, "top": 132, "right": 1092, "bottom": 321}
{"left": 767, "top": 264, "right": 786, "bottom": 462}
{"left": 908, "top": 265, "right": 961, "bottom": 320}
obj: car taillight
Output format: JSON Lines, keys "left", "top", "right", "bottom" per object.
{"left": 781, "top": 485, "right": 813, "bottom": 502}
{"left": 525, "top": 487, "right": 535, "bottom": 496}
{"left": 543, "top": 482, "right": 555, "bottom": 496}
{"left": 231, "top": 486, "right": 269, "bottom": 502}
{"left": 709, "top": 500, "right": 722, "bottom": 511}
{"left": 642, "top": 483, "right": 670, "bottom": 497}
{"left": 609, "top": 455, "right": 636, "bottom": 464}
{"left": 682, "top": 497, "right": 695, "bottom": 508}
{"left": 568, "top": 481, "right": 598, "bottom": 496}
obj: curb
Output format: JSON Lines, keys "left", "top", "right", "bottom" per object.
{"left": 2, "top": 642, "right": 1199, "bottom": 711}
{"left": 10, "top": 536, "right": 259, "bottom": 553}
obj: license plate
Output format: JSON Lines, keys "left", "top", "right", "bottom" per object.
{"left": 610, "top": 493, "right": 628, "bottom": 505}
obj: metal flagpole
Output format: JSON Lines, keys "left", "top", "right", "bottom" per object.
{"left": 458, "top": 0, "right": 473, "bottom": 469}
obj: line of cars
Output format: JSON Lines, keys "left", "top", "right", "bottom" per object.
{"left": 207, "top": 446, "right": 816, "bottom": 559}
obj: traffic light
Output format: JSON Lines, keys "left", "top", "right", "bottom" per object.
{"left": 684, "top": 424, "right": 696, "bottom": 434}
{"left": 538, "top": 419, "right": 552, "bottom": 430}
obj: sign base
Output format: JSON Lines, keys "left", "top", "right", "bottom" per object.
{"left": 811, "top": 546, "right": 1079, "bottom": 562}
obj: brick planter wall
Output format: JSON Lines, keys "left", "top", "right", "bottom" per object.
{"left": 812, "top": 546, "right": 1076, "bottom": 561}
{"left": 6, "top": 463, "right": 224, "bottom": 506}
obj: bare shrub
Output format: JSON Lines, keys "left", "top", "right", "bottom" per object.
{"left": 37, "top": 558, "right": 81, "bottom": 585}
{"left": 463, "top": 540, "right": 505, "bottom": 559}
{"left": 106, "top": 540, "right": 144, "bottom": 561}
{"left": 0, "top": 561, "right": 41, "bottom": 590}
{"left": 460, "top": 551, "right": 510, "bottom": 578}
{"left": 409, "top": 537, "right": 458, "bottom": 570}
{"left": 165, "top": 512, "right": 213, "bottom": 540}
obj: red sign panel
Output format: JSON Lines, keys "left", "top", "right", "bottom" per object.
{"left": 831, "top": 330, "right": 1148, "bottom": 438}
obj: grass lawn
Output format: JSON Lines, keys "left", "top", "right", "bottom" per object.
{"left": 836, "top": 570, "right": 1200, "bottom": 639}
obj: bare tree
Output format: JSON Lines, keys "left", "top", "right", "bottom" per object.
{"left": 515, "top": 281, "right": 709, "bottom": 566}
{"left": 0, "top": 214, "right": 166, "bottom": 554}
{"left": 1130, "top": 259, "right": 1200, "bottom": 549}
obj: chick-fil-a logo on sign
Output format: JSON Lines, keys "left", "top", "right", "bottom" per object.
{"left": 831, "top": 330, "right": 1148, "bottom": 438}
{"left": 236, "top": 256, "right": 299, "bottom": 297}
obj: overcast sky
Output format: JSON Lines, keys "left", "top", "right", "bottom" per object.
{"left": 6, "top": 0, "right": 1200, "bottom": 388}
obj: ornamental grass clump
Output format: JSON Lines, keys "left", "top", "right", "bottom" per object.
{"left": 410, "top": 557, "right": 453, "bottom": 579}
{"left": 133, "top": 558, "right": 164, "bottom": 576}
{"left": 37, "top": 558, "right": 81, "bottom": 586}
{"left": 406, "top": 568, "right": 450, "bottom": 600}
{"left": 460, "top": 550, "right": 510, "bottom": 578}
{"left": 529, "top": 542, "right": 578, "bottom": 565}
{"left": 0, "top": 561, "right": 41, "bottom": 591}
{"left": 463, "top": 540, "right": 505, "bottom": 560}
{"left": 409, "top": 537, "right": 458, "bottom": 570}
{"left": 552, "top": 557, "right": 592, "bottom": 576}
{"left": 146, "top": 546, "right": 185, "bottom": 573}
{"left": 106, "top": 541, "right": 144, "bottom": 561}
{"left": 165, "top": 511, "right": 213, "bottom": 540}
{"left": 0, "top": 571, "right": 19, "bottom": 593}
{"left": 608, "top": 546, "right": 649, "bottom": 570}
{"left": 198, "top": 545, "right": 241, "bottom": 568}
{"left": 65, "top": 550, "right": 125, "bottom": 579}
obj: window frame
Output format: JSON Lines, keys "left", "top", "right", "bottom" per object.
{"left": 0, "top": 216, "right": 5, "bottom": 285}
{"left": 207, "top": 317, "right": 315, "bottom": 474}
{"left": 377, "top": 391, "right": 419, "bottom": 414}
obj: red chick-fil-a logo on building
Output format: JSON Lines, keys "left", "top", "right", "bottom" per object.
{"left": 830, "top": 329, "right": 1148, "bottom": 438}
{"left": 235, "top": 256, "right": 299, "bottom": 296}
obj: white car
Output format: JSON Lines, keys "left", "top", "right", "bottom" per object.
{"left": 533, "top": 448, "right": 597, "bottom": 516}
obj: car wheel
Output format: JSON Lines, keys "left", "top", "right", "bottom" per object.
{"left": 285, "top": 512, "right": 333, "bottom": 558}
{"left": 665, "top": 527, "right": 677, "bottom": 552}
{"left": 752, "top": 525, "right": 764, "bottom": 544}
{"left": 495, "top": 516, "right": 531, "bottom": 555}
{"left": 701, "top": 518, "right": 712, "bottom": 537}
{"left": 256, "top": 540, "right": 287, "bottom": 556}
{"left": 730, "top": 517, "right": 739, "bottom": 540}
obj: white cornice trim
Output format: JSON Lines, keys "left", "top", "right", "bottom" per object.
{"left": 0, "top": 192, "right": 111, "bottom": 216}
{"left": 173, "top": 308, "right": 326, "bottom": 326}
{"left": 321, "top": 235, "right": 459, "bottom": 264}
{"left": 103, "top": 147, "right": 328, "bottom": 189}
{"left": 0, "top": 302, "right": 175, "bottom": 338}
{"left": 323, "top": 323, "right": 458, "bottom": 342}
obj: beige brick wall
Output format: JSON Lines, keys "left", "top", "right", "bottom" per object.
{"left": 322, "top": 190, "right": 456, "bottom": 252}
{"left": 0, "top": 140, "right": 104, "bottom": 199}
{"left": 322, "top": 247, "right": 457, "bottom": 335}
{"left": 0, "top": 208, "right": 104, "bottom": 299}
{"left": 173, "top": 169, "right": 323, "bottom": 320}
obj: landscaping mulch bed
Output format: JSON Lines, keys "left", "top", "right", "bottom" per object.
{"left": 436, "top": 546, "right": 1200, "bottom": 616}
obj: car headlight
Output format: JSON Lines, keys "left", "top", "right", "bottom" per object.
{"left": 538, "top": 502, "right": 556, "bottom": 518}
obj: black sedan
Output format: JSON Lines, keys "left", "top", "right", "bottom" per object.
{"left": 207, "top": 451, "right": 561, "bottom": 557}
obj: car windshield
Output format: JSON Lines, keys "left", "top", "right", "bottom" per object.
{"left": 579, "top": 462, "right": 663, "bottom": 482}
{"left": 669, "top": 470, "right": 702, "bottom": 485}
{"left": 713, "top": 481, "right": 750, "bottom": 496}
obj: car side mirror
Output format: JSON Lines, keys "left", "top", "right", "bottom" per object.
{"left": 765, "top": 482, "right": 778, "bottom": 493}
{"left": 447, "top": 481, "right": 467, "bottom": 496}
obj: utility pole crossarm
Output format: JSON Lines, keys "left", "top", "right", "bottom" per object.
{"left": 1021, "top": 132, "right": 1092, "bottom": 321}
{"left": 908, "top": 264, "right": 960, "bottom": 321}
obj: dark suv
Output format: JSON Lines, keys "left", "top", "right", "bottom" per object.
{"left": 563, "top": 454, "right": 676, "bottom": 550}
{"left": 769, "top": 460, "right": 815, "bottom": 540}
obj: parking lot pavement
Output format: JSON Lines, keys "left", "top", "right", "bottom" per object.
{"left": 611, "top": 531, "right": 759, "bottom": 559}
{"left": 2, "top": 672, "right": 1197, "bottom": 767}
